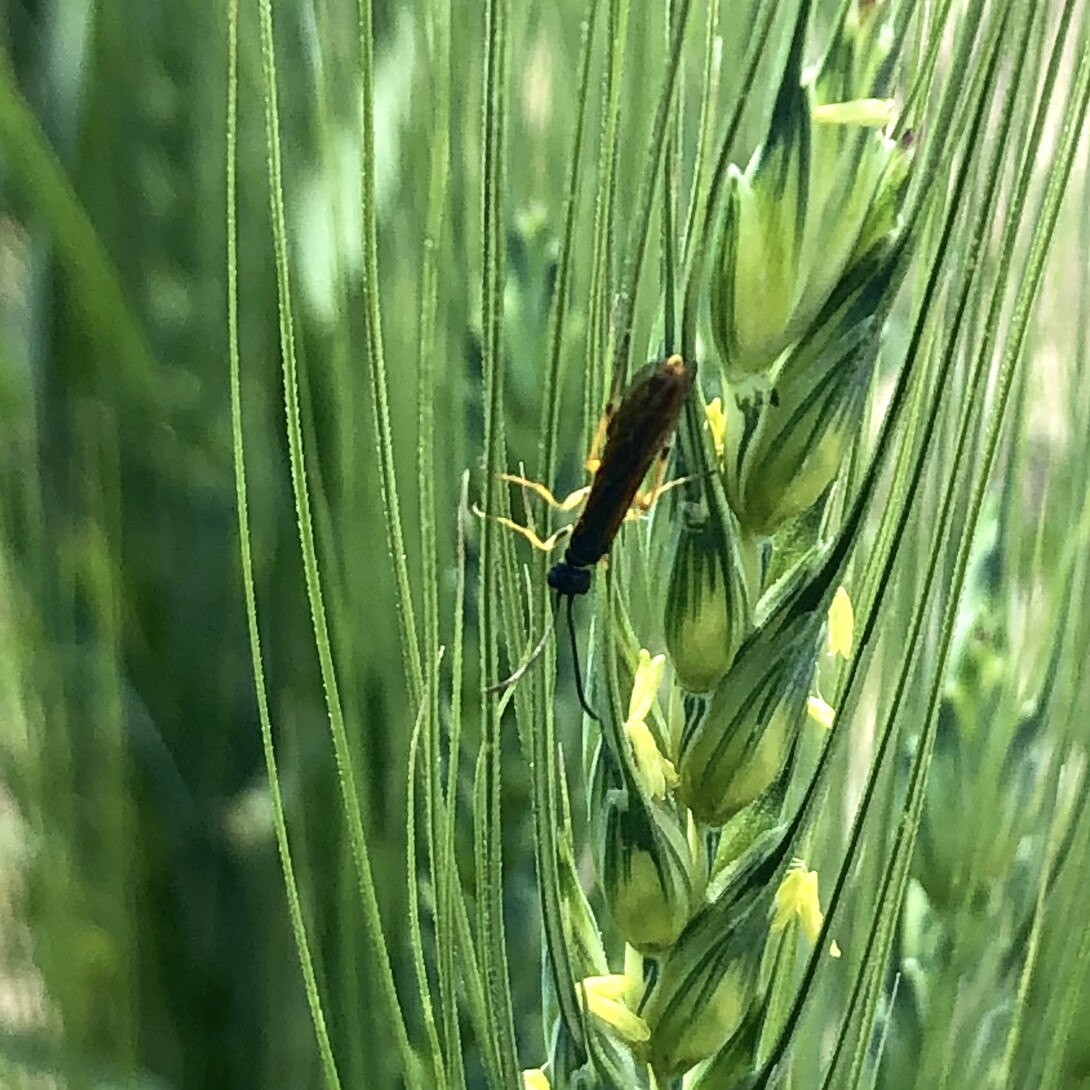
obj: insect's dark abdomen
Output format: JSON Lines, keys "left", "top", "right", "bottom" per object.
{"left": 565, "top": 455, "right": 647, "bottom": 567}
{"left": 565, "top": 356, "right": 695, "bottom": 571}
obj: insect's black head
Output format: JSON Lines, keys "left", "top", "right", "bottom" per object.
{"left": 547, "top": 561, "right": 592, "bottom": 597}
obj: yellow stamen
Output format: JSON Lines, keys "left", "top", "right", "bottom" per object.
{"left": 626, "top": 719, "right": 679, "bottom": 799}
{"left": 628, "top": 650, "right": 666, "bottom": 723}
{"left": 581, "top": 974, "right": 629, "bottom": 1001}
{"left": 522, "top": 1069, "right": 550, "bottom": 1090}
{"left": 705, "top": 396, "right": 727, "bottom": 459}
{"left": 828, "top": 586, "right": 854, "bottom": 659}
{"left": 622, "top": 651, "right": 677, "bottom": 799}
{"left": 578, "top": 975, "right": 651, "bottom": 1044}
{"left": 772, "top": 861, "right": 841, "bottom": 958}
{"left": 807, "top": 695, "right": 835, "bottom": 731}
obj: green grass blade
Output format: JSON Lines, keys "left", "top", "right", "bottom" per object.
{"left": 415, "top": 0, "right": 452, "bottom": 1077}
{"left": 537, "top": 0, "right": 602, "bottom": 488}
{"left": 227, "top": 4, "right": 340, "bottom": 1086}
{"left": 357, "top": 0, "right": 425, "bottom": 711}
{"left": 439, "top": 472, "right": 472, "bottom": 1090}
{"left": 406, "top": 649, "right": 448, "bottom": 1090}
{"left": 476, "top": 0, "right": 520, "bottom": 1082}
{"left": 255, "top": 0, "right": 418, "bottom": 1085}
{"left": 609, "top": 0, "right": 693, "bottom": 371}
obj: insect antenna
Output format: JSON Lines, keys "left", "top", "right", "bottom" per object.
{"left": 483, "top": 592, "right": 600, "bottom": 722}
{"left": 482, "top": 596, "right": 560, "bottom": 697}
{"left": 563, "top": 594, "right": 599, "bottom": 722}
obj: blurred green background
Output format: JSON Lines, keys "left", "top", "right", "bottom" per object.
{"left": 4, "top": 1, "right": 1090, "bottom": 1089}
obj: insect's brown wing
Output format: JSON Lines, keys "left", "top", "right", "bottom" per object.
{"left": 566, "top": 357, "right": 694, "bottom": 568}
{"left": 566, "top": 435, "right": 654, "bottom": 567}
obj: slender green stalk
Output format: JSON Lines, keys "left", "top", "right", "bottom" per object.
{"left": 588, "top": 0, "right": 630, "bottom": 414}
{"left": 228, "top": 3, "right": 340, "bottom": 1086}
{"left": 255, "top": 1, "right": 418, "bottom": 1085}
{"left": 357, "top": 0, "right": 425, "bottom": 711}
{"left": 441, "top": 472, "right": 473, "bottom": 1090}
{"left": 415, "top": 0, "right": 453, "bottom": 1078}
{"left": 609, "top": 0, "right": 693, "bottom": 369}
{"left": 507, "top": 0, "right": 605, "bottom": 1058}
{"left": 660, "top": 0, "right": 679, "bottom": 352}
{"left": 537, "top": 0, "right": 602, "bottom": 489}
{"left": 477, "top": 0, "right": 520, "bottom": 1082}
{"left": 406, "top": 650, "right": 448, "bottom": 1090}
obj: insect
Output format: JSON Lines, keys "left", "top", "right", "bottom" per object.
{"left": 486, "top": 354, "right": 697, "bottom": 716}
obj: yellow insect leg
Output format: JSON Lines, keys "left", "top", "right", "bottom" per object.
{"left": 500, "top": 473, "right": 589, "bottom": 513}
{"left": 471, "top": 505, "right": 572, "bottom": 552}
{"left": 584, "top": 408, "right": 611, "bottom": 474}
{"left": 629, "top": 448, "right": 691, "bottom": 518}
{"left": 633, "top": 449, "right": 671, "bottom": 512}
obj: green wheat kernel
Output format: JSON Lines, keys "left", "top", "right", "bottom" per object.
{"left": 722, "top": 245, "right": 902, "bottom": 534}
{"left": 664, "top": 506, "right": 748, "bottom": 692}
{"left": 600, "top": 793, "right": 702, "bottom": 955}
{"left": 640, "top": 885, "right": 771, "bottom": 1077}
{"left": 709, "top": 0, "right": 911, "bottom": 380}
{"left": 677, "top": 606, "right": 818, "bottom": 826}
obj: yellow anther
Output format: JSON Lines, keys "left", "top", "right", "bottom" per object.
{"left": 522, "top": 1069, "right": 550, "bottom": 1090}
{"left": 578, "top": 975, "right": 651, "bottom": 1044}
{"left": 622, "top": 650, "right": 677, "bottom": 799}
{"left": 807, "top": 695, "right": 835, "bottom": 731}
{"left": 705, "top": 396, "right": 727, "bottom": 459}
{"left": 828, "top": 586, "right": 854, "bottom": 659}
{"left": 772, "top": 861, "right": 841, "bottom": 958}
{"left": 628, "top": 649, "right": 666, "bottom": 723}
{"left": 626, "top": 720, "right": 679, "bottom": 800}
